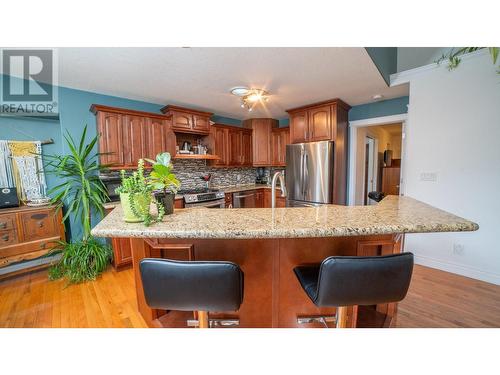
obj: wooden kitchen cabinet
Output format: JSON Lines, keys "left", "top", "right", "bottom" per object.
{"left": 161, "top": 105, "right": 213, "bottom": 135}
{"left": 289, "top": 111, "right": 308, "bottom": 143}
{"left": 262, "top": 189, "right": 285, "bottom": 208}
{"left": 92, "top": 105, "right": 176, "bottom": 169}
{"left": 228, "top": 128, "right": 242, "bottom": 165}
{"left": 123, "top": 115, "right": 146, "bottom": 167}
{"left": 271, "top": 127, "right": 290, "bottom": 166}
{"left": 308, "top": 105, "right": 331, "bottom": 141}
{"left": 96, "top": 111, "right": 124, "bottom": 166}
{"left": 209, "top": 124, "right": 252, "bottom": 167}
{"left": 145, "top": 117, "right": 176, "bottom": 161}
{"left": 286, "top": 99, "right": 351, "bottom": 205}
{"left": 211, "top": 126, "right": 228, "bottom": 166}
{"left": 243, "top": 118, "right": 278, "bottom": 166}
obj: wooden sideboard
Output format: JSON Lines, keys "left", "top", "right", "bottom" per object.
{"left": 286, "top": 98, "right": 351, "bottom": 204}
{"left": 0, "top": 205, "right": 65, "bottom": 277}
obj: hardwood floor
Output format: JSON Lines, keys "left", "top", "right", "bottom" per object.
{"left": 0, "top": 264, "right": 499, "bottom": 328}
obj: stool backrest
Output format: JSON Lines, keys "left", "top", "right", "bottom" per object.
{"left": 315, "top": 253, "right": 413, "bottom": 307}
{"left": 140, "top": 258, "right": 244, "bottom": 312}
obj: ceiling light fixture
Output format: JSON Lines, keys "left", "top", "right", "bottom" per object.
{"left": 231, "top": 87, "right": 270, "bottom": 112}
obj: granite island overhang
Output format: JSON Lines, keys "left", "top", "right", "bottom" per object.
{"left": 91, "top": 196, "right": 478, "bottom": 328}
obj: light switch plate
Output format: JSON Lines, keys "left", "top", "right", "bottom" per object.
{"left": 420, "top": 172, "right": 437, "bottom": 182}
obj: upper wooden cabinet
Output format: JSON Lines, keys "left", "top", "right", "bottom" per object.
{"left": 286, "top": 99, "right": 351, "bottom": 205}
{"left": 243, "top": 118, "right": 278, "bottom": 166}
{"left": 289, "top": 111, "right": 308, "bottom": 144}
{"left": 209, "top": 124, "right": 252, "bottom": 167}
{"left": 271, "top": 127, "right": 290, "bottom": 166}
{"left": 287, "top": 99, "right": 350, "bottom": 144}
{"left": 160, "top": 105, "right": 212, "bottom": 135}
{"left": 91, "top": 104, "right": 175, "bottom": 169}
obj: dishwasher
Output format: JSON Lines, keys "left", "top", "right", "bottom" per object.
{"left": 232, "top": 190, "right": 257, "bottom": 208}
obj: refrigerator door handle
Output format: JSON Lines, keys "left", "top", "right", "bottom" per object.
{"left": 303, "top": 152, "right": 309, "bottom": 197}
{"left": 300, "top": 148, "right": 306, "bottom": 199}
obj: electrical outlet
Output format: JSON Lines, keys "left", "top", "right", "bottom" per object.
{"left": 420, "top": 172, "right": 437, "bottom": 182}
{"left": 453, "top": 243, "right": 465, "bottom": 256}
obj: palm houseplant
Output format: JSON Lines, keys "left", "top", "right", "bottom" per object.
{"left": 145, "top": 152, "right": 181, "bottom": 215}
{"left": 116, "top": 158, "right": 165, "bottom": 225}
{"left": 44, "top": 125, "right": 112, "bottom": 284}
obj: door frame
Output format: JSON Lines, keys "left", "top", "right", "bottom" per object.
{"left": 348, "top": 113, "right": 408, "bottom": 206}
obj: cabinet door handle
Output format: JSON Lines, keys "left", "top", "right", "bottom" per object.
{"left": 0, "top": 222, "right": 6, "bottom": 229}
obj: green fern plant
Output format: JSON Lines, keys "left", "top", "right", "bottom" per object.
{"left": 115, "top": 159, "right": 165, "bottom": 226}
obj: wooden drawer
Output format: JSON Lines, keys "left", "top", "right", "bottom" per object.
{"left": 19, "top": 210, "right": 57, "bottom": 241}
{"left": 0, "top": 236, "right": 58, "bottom": 258}
{"left": 0, "top": 229, "right": 18, "bottom": 248}
{"left": 0, "top": 213, "right": 16, "bottom": 231}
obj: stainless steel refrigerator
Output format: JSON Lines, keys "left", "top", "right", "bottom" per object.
{"left": 285, "top": 140, "right": 334, "bottom": 207}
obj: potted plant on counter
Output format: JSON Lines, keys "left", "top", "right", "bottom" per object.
{"left": 145, "top": 152, "right": 181, "bottom": 215}
{"left": 116, "top": 159, "right": 165, "bottom": 226}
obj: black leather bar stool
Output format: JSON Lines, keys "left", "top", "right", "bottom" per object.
{"left": 294, "top": 253, "right": 414, "bottom": 328}
{"left": 140, "top": 258, "right": 244, "bottom": 328}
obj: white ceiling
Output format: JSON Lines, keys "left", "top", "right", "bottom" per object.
{"left": 56, "top": 47, "right": 408, "bottom": 119}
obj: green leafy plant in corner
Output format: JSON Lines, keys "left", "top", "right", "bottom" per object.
{"left": 44, "top": 125, "right": 112, "bottom": 284}
{"left": 145, "top": 152, "right": 181, "bottom": 194}
{"left": 437, "top": 47, "right": 499, "bottom": 73}
{"left": 115, "top": 159, "right": 165, "bottom": 226}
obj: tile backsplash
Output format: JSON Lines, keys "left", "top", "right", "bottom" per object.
{"left": 173, "top": 160, "right": 257, "bottom": 190}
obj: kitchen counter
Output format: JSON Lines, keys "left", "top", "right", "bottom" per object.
{"left": 92, "top": 195, "right": 478, "bottom": 240}
{"left": 92, "top": 195, "right": 478, "bottom": 328}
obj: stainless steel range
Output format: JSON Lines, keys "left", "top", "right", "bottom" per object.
{"left": 180, "top": 188, "right": 225, "bottom": 208}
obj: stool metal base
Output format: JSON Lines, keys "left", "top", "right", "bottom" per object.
{"left": 187, "top": 319, "right": 240, "bottom": 328}
{"left": 297, "top": 315, "right": 337, "bottom": 328}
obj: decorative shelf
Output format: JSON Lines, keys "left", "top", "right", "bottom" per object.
{"left": 173, "top": 154, "right": 220, "bottom": 160}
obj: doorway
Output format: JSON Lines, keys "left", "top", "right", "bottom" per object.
{"left": 348, "top": 114, "right": 407, "bottom": 206}
{"left": 364, "top": 136, "right": 377, "bottom": 205}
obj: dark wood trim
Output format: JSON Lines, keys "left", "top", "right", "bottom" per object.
{"left": 160, "top": 105, "right": 213, "bottom": 117}
{"left": 90, "top": 104, "right": 170, "bottom": 120}
{"left": 286, "top": 98, "right": 352, "bottom": 113}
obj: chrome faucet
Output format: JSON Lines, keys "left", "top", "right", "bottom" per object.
{"left": 271, "top": 171, "right": 287, "bottom": 208}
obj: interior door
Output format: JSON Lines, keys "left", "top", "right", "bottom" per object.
{"left": 302, "top": 141, "right": 334, "bottom": 204}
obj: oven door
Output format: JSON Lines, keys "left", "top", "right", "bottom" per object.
{"left": 184, "top": 198, "right": 225, "bottom": 209}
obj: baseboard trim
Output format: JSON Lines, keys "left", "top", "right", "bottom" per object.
{"left": 414, "top": 254, "right": 500, "bottom": 286}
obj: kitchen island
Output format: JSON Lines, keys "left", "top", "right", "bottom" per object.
{"left": 91, "top": 196, "right": 478, "bottom": 328}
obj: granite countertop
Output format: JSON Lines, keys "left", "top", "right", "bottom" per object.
{"left": 92, "top": 195, "right": 479, "bottom": 240}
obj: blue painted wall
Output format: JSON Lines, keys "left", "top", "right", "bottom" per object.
{"left": 349, "top": 96, "right": 409, "bottom": 121}
{"left": 211, "top": 115, "right": 242, "bottom": 126}
{"left": 365, "top": 47, "right": 398, "bottom": 85}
